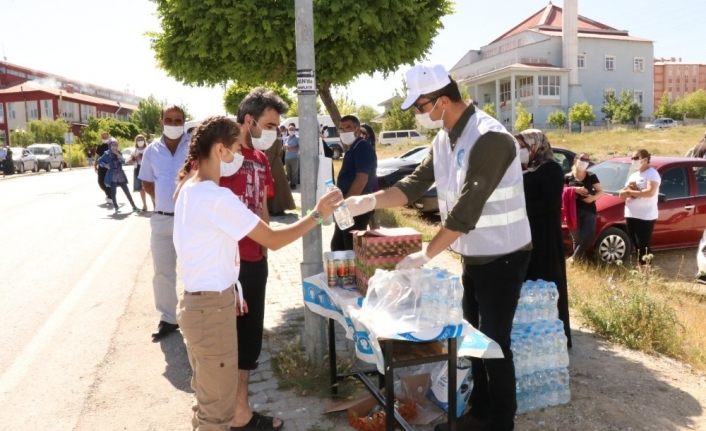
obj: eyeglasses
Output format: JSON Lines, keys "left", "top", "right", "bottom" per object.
{"left": 631, "top": 156, "right": 641, "bottom": 161}
{"left": 360, "top": 132, "right": 368, "bottom": 137}
{"left": 413, "top": 97, "right": 438, "bottom": 112}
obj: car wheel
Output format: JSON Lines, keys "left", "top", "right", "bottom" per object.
{"left": 58, "top": 162, "right": 63, "bottom": 171}
{"left": 45, "top": 163, "right": 51, "bottom": 172}
{"left": 595, "top": 227, "right": 631, "bottom": 264}
{"left": 19, "top": 163, "right": 24, "bottom": 174}
{"left": 332, "top": 147, "right": 342, "bottom": 159}
{"left": 33, "top": 163, "right": 38, "bottom": 172}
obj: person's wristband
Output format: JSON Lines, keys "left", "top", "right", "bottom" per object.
{"left": 306, "top": 209, "right": 324, "bottom": 225}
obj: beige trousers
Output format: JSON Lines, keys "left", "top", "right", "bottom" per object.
{"left": 150, "top": 214, "right": 178, "bottom": 324}
{"left": 178, "top": 288, "right": 239, "bottom": 431}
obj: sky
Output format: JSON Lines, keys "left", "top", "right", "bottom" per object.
{"left": 1, "top": 0, "right": 704, "bottom": 119}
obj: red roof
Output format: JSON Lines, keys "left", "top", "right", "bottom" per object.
{"left": 0, "top": 81, "right": 137, "bottom": 111}
{"left": 492, "top": 3, "right": 628, "bottom": 43}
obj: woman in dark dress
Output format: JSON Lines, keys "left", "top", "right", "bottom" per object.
{"left": 515, "top": 129, "right": 571, "bottom": 347}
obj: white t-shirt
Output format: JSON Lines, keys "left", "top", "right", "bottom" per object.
{"left": 624, "top": 167, "right": 661, "bottom": 220}
{"left": 173, "top": 180, "right": 260, "bottom": 292}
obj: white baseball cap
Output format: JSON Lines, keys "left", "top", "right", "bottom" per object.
{"left": 401, "top": 64, "right": 451, "bottom": 111}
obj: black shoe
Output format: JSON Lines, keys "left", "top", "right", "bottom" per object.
{"left": 151, "top": 321, "right": 179, "bottom": 342}
{"left": 696, "top": 274, "right": 706, "bottom": 285}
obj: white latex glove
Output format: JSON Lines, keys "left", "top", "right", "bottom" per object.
{"left": 396, "top": 250, "right": 431, "bottom": 270}
{"left": 345, "top": 194, "right": 377, "bottom": 217}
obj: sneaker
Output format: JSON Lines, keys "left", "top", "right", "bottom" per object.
{"left": 114, "top": 208, "right": 120, "bottom": 215}
{"left": 696, "top": 274, "right": 706, "bottom": 285}
{"left": 132, "top": 206, "right": 140, "bottom": 212}
{"left": 105, "top": 196, "right": 112, "bottom": 203}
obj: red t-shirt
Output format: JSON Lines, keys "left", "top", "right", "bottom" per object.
{"left": 219, "top": 148, "right": 274, "bottom": 262}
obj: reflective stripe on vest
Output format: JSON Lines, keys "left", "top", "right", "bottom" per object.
{"left": 475, "top": 206, "right": 528, "bottom": 229}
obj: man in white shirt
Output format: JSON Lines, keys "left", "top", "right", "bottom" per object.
{"left": 138, "top": 105, "right": 190, "bottom": 342}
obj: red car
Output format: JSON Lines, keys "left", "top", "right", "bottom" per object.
{"left": 563, "top": 156, "right": 706, "bottom": 263}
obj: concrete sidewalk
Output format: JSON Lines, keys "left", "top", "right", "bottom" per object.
{"left": 249, "top": 189, "right": 457, "bottom": 431}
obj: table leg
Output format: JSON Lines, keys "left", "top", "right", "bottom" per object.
{"left": 382, "top": 340, "right": 395, "bottom": 431}
{"left": 328, "top": 318, "right": 338, "bottom": 395}
{"left": 448, "top": 337, "right": 458, "bottom": 431}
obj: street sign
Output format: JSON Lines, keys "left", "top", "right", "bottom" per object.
{"left": 296, "top": 69, "right": 316, "bottom": 95}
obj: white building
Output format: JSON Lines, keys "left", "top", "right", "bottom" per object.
{"left": 450, "top": 1, "right": 654, "bottom": 129}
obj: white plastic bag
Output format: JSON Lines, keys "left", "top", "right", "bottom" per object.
{"left": 316, "top": 139, "right": 333, "bottom": 225}
{"left": 698, "top": 229, "right": 706, "bottom": 274}
{"left": 426, "top": 359, "right": 473, "bottom": 418}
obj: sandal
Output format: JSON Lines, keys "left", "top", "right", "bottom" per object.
{"left": 230, "top": 411, "right": 284, "bottom": 431}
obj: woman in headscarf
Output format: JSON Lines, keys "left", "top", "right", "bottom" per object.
{"left": 515, "top": 129, "right": 571, "bottom": 347}
{"left": 264, "top": 126, "right": 296, "bottom": 215}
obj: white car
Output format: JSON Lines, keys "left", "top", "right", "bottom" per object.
{"left": 11, "top": 147, "right": 39, "bottom": 173}
{"left": 378, "top": 129, "right": 426, "bottom": 145}
{"left": 645, "top": 118, "right": 677, "bottom": 129}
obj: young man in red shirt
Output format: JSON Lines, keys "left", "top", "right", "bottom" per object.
{"left": 219, "top": 88, "right": 288, "bottom": 431}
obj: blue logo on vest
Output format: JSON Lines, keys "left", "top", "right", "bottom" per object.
{"left": 456, "top": 149, "right": 465, "bottom": 168}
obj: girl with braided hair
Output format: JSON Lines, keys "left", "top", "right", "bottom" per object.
{"left": 172, "top": 116, "right": 342, "bottom": 431}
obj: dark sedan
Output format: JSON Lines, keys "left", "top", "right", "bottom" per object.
{"left": 377, "top": 146, "right": 578, "bottom": 213}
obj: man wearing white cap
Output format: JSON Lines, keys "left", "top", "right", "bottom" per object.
{"left": 344, "top": 64, "right": 531, "bottom": 431}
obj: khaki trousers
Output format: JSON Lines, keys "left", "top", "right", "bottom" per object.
{"left": 178, "top": 288, "right": 239, "bottom": 431}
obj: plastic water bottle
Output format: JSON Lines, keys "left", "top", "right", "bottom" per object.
{"left": 325, "top": 179, "right": 354, "bottom": 230}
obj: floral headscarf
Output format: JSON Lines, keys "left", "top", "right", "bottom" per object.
{"left": 514, "top": 129, "right": 555, "bottom": 172}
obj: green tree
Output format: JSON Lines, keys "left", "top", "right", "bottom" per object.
{"left": 481, "top": 102, "right": 496, "bottom": 119}
{"left": 10, "top": 129, "right": 34, "bottom": 147}
{"left": 333, "top": 92, "right": 358, "bottom": 116}
{"left": 151, "top": 0, "right": 453, "bottom": 126}
{"left": 76, "top": 117, "right": 140, "bottom": 154}
{"left": 383, "top": 96, "right": 416, "bottom": 131}
{"left": 569, "top": 102, "right": 595, "bottom": 133}
{"left": 357, "top": 105, "right": 379, "bottom": 125}
{"left": 673, "top": 89, "right": 706, "bottom": 119}
{"left": 547, "top": 110, "right": 567, "bottom": 129}
{"left": 285, "top": 97, "right": 322, "bottom": 118}
{"left": 514, "top": 102, "right": 532, "bottom": 132}
{"left": 654, "top": 93, "right": 678, "bottom": 119}
{"left": 131, "top": 95, "right": 164, "bottom": 136}
{"left": 601, "top": 90, "right": 641, "bottom": 124}
{"left": 223, "top": 82, "right": 293, "bottom": 115}
{"left": 27, "top": 119, "right": 69, "bottom": 144}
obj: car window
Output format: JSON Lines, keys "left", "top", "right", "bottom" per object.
{"left": 381, "top": 132, "right": 394, "bottom": 139}
{"left": 402, "top": 147, "right": 430, "bottom": 163}
{"left": 396, "top": 132, "right": 408, "bottom": 139}
{"left": 695, "top": 167, "right": 706, "bottom": 196}
{"left": 589, "top": 161, "right": 631, "bottom": 194}
{"left": 660, "top": 167, "right": 689, "bottom": 200}
{"left": 553, "top": 152, "right": 572, "bottom": 174}
{"left": 410, "top": 131, "right": 420, "bottom": 137}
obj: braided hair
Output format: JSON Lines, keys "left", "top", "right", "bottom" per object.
{"left": 177, "top": 116, "right": 240, "bottom": 181}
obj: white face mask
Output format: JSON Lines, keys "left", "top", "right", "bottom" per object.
{"left": 136, "top": 140, "right": 146, "bottom": 148}
{"left": 220, "top": 149, "right": 245, "bottom": 177}
{"left": 519, "top": 148, "right": 530, "bottom": 165}
{"left": 340, "top": 131, "right": 356, "bottom": 146}
{"left": 250, "top": 122, "right": 277, "bottom": 151}
{"left": 577, "top": 160, "right": 589, "bottom": 171}
{"left": 102, "top": 138, "right": 109, "bottom": 144}
{"left": 163, "top": 125, "right": 184, "bottom": 140}
{"left": 414, "top": 99, "right": 445, "bottom": 129}
{"left": 630, "top": 160, "right": 641, "bottom": 172}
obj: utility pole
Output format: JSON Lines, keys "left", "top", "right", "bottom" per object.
{"left": 294, "top": 0, "right": 327, "bottom": 364}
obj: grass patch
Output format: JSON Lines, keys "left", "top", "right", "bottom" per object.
{"left": 546, "top": 124, "right": 705, "bottom": 161}
{"left": 374, "top": 207, "right": 438, "bottom": 241}
{"left": 568, "top": 261, "right": 706, "bottom": 369}
{"left": 271, "top": 340, "right": 362, "bottom": 399}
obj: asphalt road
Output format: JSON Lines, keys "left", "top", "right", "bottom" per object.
{"left": 0, "top": 167, "right": 175, "bottom": 429}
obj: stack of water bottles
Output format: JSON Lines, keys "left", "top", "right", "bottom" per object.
{"left": 511, "top": 280, "right": 571, "bottom": 414}
{"left": 417, "top": 268, "right": 464, "bottom": 329}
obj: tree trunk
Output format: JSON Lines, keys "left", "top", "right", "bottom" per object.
{"left": 318, "top": 82, "right": 341, "bottom": 127}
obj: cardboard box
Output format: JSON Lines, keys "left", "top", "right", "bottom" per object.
{"left": 352, "top": 228, "right": 422, "bottom": 295}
